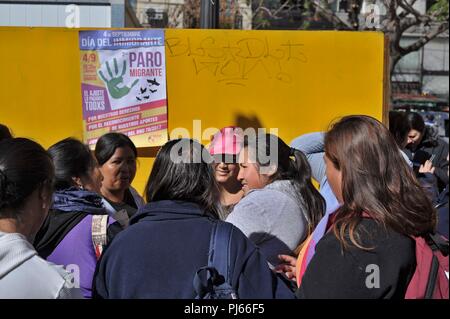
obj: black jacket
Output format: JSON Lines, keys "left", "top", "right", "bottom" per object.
{"left": 296, "top": 218, "right": 416, "bottom": 299}
{"left": 93, "top": 200, "right": 295, "bottom": 299}
{"left": 405, "top": 127, "right": 449, "bottom": 191}
{"left": 416, "top": 174, "right": 448, "bottom": 239}
{"left": 436, "top": 185, "right": 449, "bottom": 239}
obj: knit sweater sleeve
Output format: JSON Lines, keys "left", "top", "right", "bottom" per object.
{"left": 290, "top": 132, "right": 326, "bottom": 183}
{"left": 226, "top": 196, "right": 271, "bottom": 246}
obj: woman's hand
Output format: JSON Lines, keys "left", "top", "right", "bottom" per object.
{"left": 275, "top": 254, "right": 297, "bottom": 280}
{"left": 419, "top": 160, "right": 435, "bottom": 174}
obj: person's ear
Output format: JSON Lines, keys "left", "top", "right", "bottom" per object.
{"left": 38, "top": 184, "right": 53, "bottom": 210}
{"left": 260, "top": 163, "right": 277, "bottom": 177}
{"left": 258, "top": 164, "right": 277, "bottom": 185}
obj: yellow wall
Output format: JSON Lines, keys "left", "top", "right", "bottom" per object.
{"left": 0, "top": 27, "right": 387, "bottom": 196}
{"left": 165, "top": 29, "right": 387, "bottom": 142}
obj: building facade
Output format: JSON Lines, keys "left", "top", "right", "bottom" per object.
{"left": 0, "top": 0, "right": 141, "bottom": 27}
{"left": 133, "top": 0, "right": 252, "bottom": 29}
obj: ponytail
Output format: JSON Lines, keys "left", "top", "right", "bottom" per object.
{"left": 244, "top": 133, "right": 325, "bottom": 234}
{"left": 0, "top": 138, "right": 54, "bottom": 216}
{"left": 289, "top": 148, "right": 325, "bottom": 233}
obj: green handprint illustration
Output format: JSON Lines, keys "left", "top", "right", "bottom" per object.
{"left": 98, "top": 58, "right": 139, "bottom": 99}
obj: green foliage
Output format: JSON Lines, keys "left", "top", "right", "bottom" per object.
{"left": 428, "top": 0, "right": 449, "bottom": 21}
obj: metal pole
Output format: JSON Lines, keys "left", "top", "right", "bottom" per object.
{"left": 420, "top": 46, "right": 425, "bottom": 94}
{"left": 200, "top": 0, "right": 220, "bottom": 29}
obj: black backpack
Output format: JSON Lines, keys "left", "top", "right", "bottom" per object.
{"left": 193, "top": 221, "right": 238, "bottom": 299}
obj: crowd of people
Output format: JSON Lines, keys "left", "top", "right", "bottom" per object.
{"left": 0, "top": 111, "right": 448, "bottom": 299}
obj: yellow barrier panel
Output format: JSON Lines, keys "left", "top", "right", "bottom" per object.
{"left": 165, "top": 29, "right": 388, "bottom": 142}
{"left": 0, "top": 27, "right": 388, "bottom": 195}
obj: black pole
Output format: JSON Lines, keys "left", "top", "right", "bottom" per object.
{"left": 200, "top": 0, "right": 220, "bottom": 29}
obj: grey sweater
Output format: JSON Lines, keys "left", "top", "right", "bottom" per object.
{"left": 226, "top": 180, "right": 307, "bottom": 266}
{"left": 0, "top": 232, "right": 82, "bottom": 299}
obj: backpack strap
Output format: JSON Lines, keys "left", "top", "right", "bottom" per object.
{"left": 193, "top": 221, "right": 236, "bottom": 299}
{"left": 92, "top": 215, "right": 108, "bottom": 260}
{"left": 101, "top": 198, "right": 130, "bottom": 228}
{"left": 427, "top": 233, "right": 449, "bottom": 256}
{"left": 424, "top": 254, "right": 440, "bottom": 299}
{"left": 208, "top": 221, "right": 233, "bottom": 284}
{"left": 101, "top": 198, "right": 118, "bottom": 216}
{"left": 129, "top": 186, "right": 145, "bottom": 209}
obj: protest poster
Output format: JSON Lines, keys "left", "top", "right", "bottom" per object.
{"left": 79, "top": 29, "right": 168, "bottom": 147}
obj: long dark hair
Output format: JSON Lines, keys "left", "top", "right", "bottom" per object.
{"left": 144, "top": 139, "right": 219, "bottom": 218}
{"left": 404, "top": 111, "right": 437, "bottom": 147}
{"left": 405, "top": 112, "right": 425, "bottom": 134}
{"left": 389, "top": 111, "right": 409, "bottom": 148}
{"left": 0, "top": 138, "right": 54, "bottom": 216}
{"left": 0, "top": 124, "right": 13, "bottom": 142}
{"left": 48, "top": 138, "right": 97, "bottom": 191}
{"left": 95, "top": 132, "right": 137, "bottom": 166}
{"left": 325, "top": 115, "right": 436, "bottom": 250}
{"left": 243, "top": 133, "right": 325, "bottom": 234}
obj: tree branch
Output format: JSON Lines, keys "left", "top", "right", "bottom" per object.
{"left": 252, "top": 0, "right": 293, "bottom": 20}
{"left": 271, "top": 0, "right": 291, "bottom": 18}
{"left": 251, "top": 0, "right": 266, "bottom": 19}
{"left": 252, "top": 0, "right": 353, "bottom": 30}
{"left": 253, "top": 6, "right": 273, "bottom": 18}
{"left": 398, "top": 0, "right": 418, "bottom": 18}
{"left": 386, "top": 0, "right": 399, "bottom": 21}
{"left": 398, "top": 0, "right": 430, "bottom": 24}
{"left": 401, "top": 22, "right": 449, "bottom": 54}
{"left": 399, "top": 16, "right": 419, "bottom": 33}
{"left": 310, "top": 0, "right": 352, "bottom": 30}
{"left": 398, "top": 0, "right": 422, "bottom": 18}
{"left": 252, "top": 0, "right": 292, "bottom": 29}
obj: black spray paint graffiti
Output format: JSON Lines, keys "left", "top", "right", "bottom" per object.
{"left": 165, "top": 36, "right": 308, "bottom": 86}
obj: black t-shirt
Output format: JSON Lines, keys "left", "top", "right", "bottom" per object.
{"left": 105, "top": 188, "right": 139, "bottom": 218}
{"left": 107, "top": 201, "right": 137, "bottom": 218}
